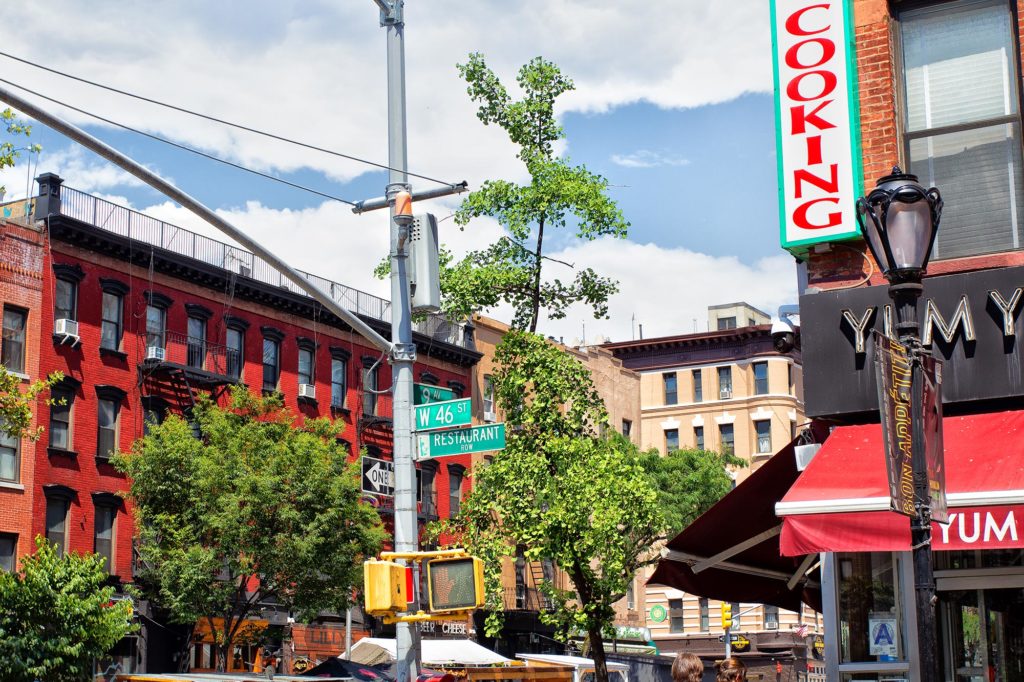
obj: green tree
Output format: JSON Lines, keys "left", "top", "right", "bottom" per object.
{"left": 0, "top": 367, "right": 63, "bottom": 442}
{"left": 114, "top": 387, "right": 384, "bottom": 672}
{"left": 1, "top": 108, "right": 41, "bottom": 196}
{"left": 446, "top": 53, "right": 628, "bottom": 332}
{"left": 641, "top": 447, "right": 747, "bottom": 537}
{"left": 0, "top": 537, "right": 135, "bottom": 682}
{"left": 433, "top": 332, "right": 664, "bottom": 682}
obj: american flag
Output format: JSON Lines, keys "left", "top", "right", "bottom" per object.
{"left": 794, "top": 624, "right": 810, "bottom": 638}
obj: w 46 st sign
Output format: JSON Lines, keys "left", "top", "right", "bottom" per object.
{"left": 415, "top": 398, "right": 472, "bottom": 432}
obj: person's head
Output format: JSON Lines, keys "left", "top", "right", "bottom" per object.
{"left": 716, "top": 657, "right": 746, "bottom": 682}
{"left": 671, "top": 653, "right": 704, "bottom": 682}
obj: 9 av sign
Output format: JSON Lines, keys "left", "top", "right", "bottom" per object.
{"left": 414, "top": 383, "right": 454, "bottom": 405}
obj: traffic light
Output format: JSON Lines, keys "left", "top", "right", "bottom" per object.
{"left": 363, "top": 560, "right": 408, "bottom": 615}
{"left": 409, "top": 214, "right": 441, "bottom": 314}
{"left": 426, "top": 556, "right": 485, "bottom": 613}
{"left": 721, "top": 602, "right": 733, "bottom": 630}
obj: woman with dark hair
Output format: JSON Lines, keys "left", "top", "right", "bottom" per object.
{"left": 716, "top": 657, "right": 747, "bottom": 682}
{"left": 671, "top": 653, "right": 704, "bottom": 682}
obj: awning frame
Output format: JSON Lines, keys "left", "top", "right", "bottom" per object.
{"left": 660, "top": 547, "right": 820, "bottom": 589}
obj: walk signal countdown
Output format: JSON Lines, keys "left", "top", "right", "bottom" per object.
{"left": 721, "top": 602, "right": 733, "bottom": 630}
{"left": 426, "top": 556, "right": 485, "bottom": 613}
{"left": 364, "top": 560, "right": 408, "bottom": 615}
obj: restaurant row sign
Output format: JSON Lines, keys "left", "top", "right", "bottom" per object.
{"left": 771, "top": 0, "right": 862, "bottom": 254}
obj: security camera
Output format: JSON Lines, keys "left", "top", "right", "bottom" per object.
{"left": 772, "top": 318, "right": 797, "bottom": 353}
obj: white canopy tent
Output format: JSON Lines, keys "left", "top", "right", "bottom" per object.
{"left": 344, "top": 638, "right": 512, "bottom": 668}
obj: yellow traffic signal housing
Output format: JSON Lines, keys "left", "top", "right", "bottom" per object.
{"left": 426, "top": 556, "right": 485, "bottom": 613}
{"left": 364, "top": 560, "right": 408, "bottom": 615}
{"left": 720, "top": 602, "right": 733, "bottom": 630}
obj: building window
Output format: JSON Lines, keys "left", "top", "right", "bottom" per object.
{"left": 262, "top": 338, "right": 280, "bottom": 392}
{"left": 625, "top": 578, "right": 636, "bottom": 610}
{"left": 692, "top": 370, "right": 702, "bottom": 402}
{"left": 663, "top": 372, "right": 678, "bottom": 405}
{"left": 622, "top": 419, "right": 632, "bottom": 437}
{"left": 97, "top": 399, "right": 120, "bottom": 460}
{"left": 764, "top": 604, "right": 779, "bottom": 630}
{"left": 755, "top": 420, "right": 772, "bottom": 454}
{"left": 94, "top": 503, "right": 116, "bottom": 574}
{"left": 298, "top": 344, "right": 315, "bottom": 387}
{"left": 669, "top": 598, "right": 685, "bottom": 633}
{"left": 226, "top": 327, "right": 244, "bottom": 380}
{"left": 2, "top": 307, "right": 27, "bottom": 373}
{"left": 187, "top": 316, "right": 206, "bottom": 369}
{"left": 45, "top": 495, "right": 69, "bottom": 557}
{"left": 0, "top": 421, "right": 19, "bottom": 482}
{"left": 787, "top": 363, "right": 794, "bottom": 394}
{"left": 142, "top": 398, "right": 167, "bottom": 437}
{"left": 482, "top": 374, "right": 495, "bottom": 420}
{"left": 99, "top": 292, "right": 123, "bottom": 351}
{"left": 448, "top": 463, "right": 465, "bottom": 517}
{"left": 54, "top": 278, "right": 77, "bottom": 323}
{"left": 541, "top": 559, "right": 555, "bottom": 609}
{"left": 718, "top": 366, "right": 732, "bottom": 399}
{"left": 699, "top": 597, "right": 709, "bottom": 631}
{"left": 900, "top": 0, "right": 1024, "bottom": 259}
{"left": 146, "top": 304, "right": 166, "bottom": 351}
{"left": 0, "top": 534, "right": 15, "bottom": 572}
{"left": 665, "top": 428, "right": 679, "bottom": 452}
{"left": 515, "top": 548, "right": 527, "bottom": 609}
{"left": 49, "top": 385, "right": 74, "bottom": 451}
{"left": 754, "top": 362, "right": 768, "bottom": 395}
{"left": 420, "top": 461, "right": 438, "bottom": 517}
{"left": 448, "top": 381, "right": 466, "bottom": 399}
{"left": 362, "top": 360, "right": 379, "bottom": 416}
{"left": 331, "top": 356, "right": 348, "bottom": 409}
{"left": 694, "top": 426, "right": 705, "bottom": 450}
{"left": 719, "top": 424, "right": 734, "bottom": 456}
{"left": 717, "top": 316, "right": 736, "bottom": 330}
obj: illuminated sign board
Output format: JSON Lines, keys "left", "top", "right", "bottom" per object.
{"left": 771, "top": 0, "right": 862, "bottom": 254}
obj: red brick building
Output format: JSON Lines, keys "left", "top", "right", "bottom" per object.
{"left": 1, "top": 173, "right": 480, "bottom": 673}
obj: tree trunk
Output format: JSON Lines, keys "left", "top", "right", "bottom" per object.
{"left": 216, "top": 641, "right": 230, "bottom": 673}
{"left": 529, "top": 217, "right": 545, "bottom": 333}
{"left": 588, "top": 625, "right": 610, "bottom": 682}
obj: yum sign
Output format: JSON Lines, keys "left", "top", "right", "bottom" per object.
{"left": 771, "top": 0, "right": 862, "bottom": 254}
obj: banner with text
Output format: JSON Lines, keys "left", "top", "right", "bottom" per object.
{"left": 874, "top": 331, "right": 915, "bottom": 517}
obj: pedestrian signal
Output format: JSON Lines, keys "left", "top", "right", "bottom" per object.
{"left": 364, "top": 560, "right": 407, "bottom": 615}
{"left": 721, "top": 602, "right": 733, "bottom": 630}
{"left": 426, "top": 556, "right": 485, "bottom": 613}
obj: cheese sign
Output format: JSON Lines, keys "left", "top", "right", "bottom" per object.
{"left": 771, "top": 0, "right": 862, "bottom": 254}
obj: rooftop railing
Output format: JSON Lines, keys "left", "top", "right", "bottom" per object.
{"left": 58, "top": 186, "right": 470, "bottom": 349}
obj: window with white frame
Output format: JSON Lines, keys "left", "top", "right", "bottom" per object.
{"left": 482, "top": 374, "right": 495, "bottom": 420}
{"left": 718, "top": 366, "right": 732, "bottom": 399}
{"left": 0, "top": 421, "right": 19, "bottom": 483}
{"left": 755, "top": 420, "right": 772, "bottom": 454}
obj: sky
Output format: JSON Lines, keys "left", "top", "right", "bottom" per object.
{"left": 0, "top": 1, "right": 798, "bottom": 344}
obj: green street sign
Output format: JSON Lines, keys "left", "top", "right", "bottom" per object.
{"left": 418, "top": 423, "right": 506, "bottom": 459}
{"left": 415, "top": 398, "right": 472, "bottom": 432}
{"left": 414, "top": 383, "right": 455, "bottom": 405}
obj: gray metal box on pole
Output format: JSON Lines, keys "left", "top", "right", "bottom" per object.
{"left": 409, "top": 213, "right": 441, "bottom": 314}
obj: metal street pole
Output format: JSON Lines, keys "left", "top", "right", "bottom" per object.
{"left": 890, "top": 281, "right": 939, "bottom": 682}
{"left": 377, "top": 2, "right": 419, "bottom": 681}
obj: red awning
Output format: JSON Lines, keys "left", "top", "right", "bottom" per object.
{"left": 777, "top": 410, "right": 1024, "bottom": 556}
{"left": 648, "top": 438, "right": 822, "bottom": 612}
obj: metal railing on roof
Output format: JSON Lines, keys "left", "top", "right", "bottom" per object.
{"left": 57, "top": 186, "right": 470, "bottom": 349}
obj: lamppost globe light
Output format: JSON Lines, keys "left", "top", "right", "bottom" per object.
{"left": 855, "top": 166, "right": 943, "bottom": 284}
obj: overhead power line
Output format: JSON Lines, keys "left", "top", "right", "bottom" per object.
{"left": 0, "top": 50, "right": 456, "bottom": 187}
{"left": 0, "top": 77, "right": 356, "bottom": 206}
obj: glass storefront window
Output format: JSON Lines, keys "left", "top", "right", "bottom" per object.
{"left": 837, "top": 552, "right": 905, "bottom": 664}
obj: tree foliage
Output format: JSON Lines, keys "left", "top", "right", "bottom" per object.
{"left": 0, "top": 367, "right": 62, "bottom": 442}
{"left": 446, "top": 54, "right": 629, "bottom": 332}
{"left": 431, "top": 332, "right": 664, "bottom": 682}
{"left": 115, "top": 387, "right": 384, "bottom": 671}
{"left": 640, "top": 447, "right": 747, "bottom": 537}
{"left": 0, "top": 537, "right": 135, "bottom": 682}
{"left": 1, "top": 108, "right": 41, "bottom": 196}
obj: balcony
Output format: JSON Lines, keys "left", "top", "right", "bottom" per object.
{"left": 57, "top": 186, "right": 473, "bottom": 350}
{"left": 142, "top": 330, "right": 238, "bottom": 386}
{"left": 503, "top": 586, "right": 553, "bottom": 612}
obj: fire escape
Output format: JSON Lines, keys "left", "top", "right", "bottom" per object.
{"left": 138, "top": 327, "right": 238, "bottom": 423}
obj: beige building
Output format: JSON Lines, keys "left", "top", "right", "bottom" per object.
{"left": 469, "top": 316, "right": 647, "bottom": 655}
{"left": 603, "top": 303, "right": 819, "bottom": 655}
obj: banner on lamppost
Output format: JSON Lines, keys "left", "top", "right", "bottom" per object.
{"left": 873, "top": 331, "right": 948, "bottom": 521}
{"left": 874, "top": 331, "right": 915, "bottom": 517}
{"left": 921, "top": 354, "right": 948, "bottom": 523}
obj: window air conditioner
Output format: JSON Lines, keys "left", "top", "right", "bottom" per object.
{"left": 299, "top": 383, "right": 316, "bottom": 400}
{"left": 54, "top": 318, "right": 79, "bottom": 340}
{"left": 146, "top": 346, "right": 166, "bottom": 361}
{"left": 719, "top": 389, "right": 732, "bottom": 400}
{"left": 484, "top": 410, "right": 497, "bottom": 423}
{"left": 765, "top": 621, "right": 779, "bottom": 630}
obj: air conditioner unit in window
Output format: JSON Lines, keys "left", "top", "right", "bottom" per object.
{"left": 54, "top": 318, "right": 79, "bottom": 341}
{"left": 719, "top": 389, "right": 732, "bottom": 400}
{"left": 146, "top": 346, "right": 166, "bottom": 361}
{"left": 299, "top": 384, "right": 316, "bottom": 400}
{"left": 765, "top": 621, "right": 779, "bottom": 630}
{"left": 484, "top": 410, "right": 497, "bottom": 423}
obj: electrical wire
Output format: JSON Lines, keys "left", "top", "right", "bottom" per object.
{"left": 0, "top": 77, "right": 358, "bottom": 206}
{"left": 0, "top": 50, "right": 455, "bottom": 187}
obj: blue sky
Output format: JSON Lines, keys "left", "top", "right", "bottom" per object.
{"left": 0, "top": 1, "right": 796, "bottom": 343}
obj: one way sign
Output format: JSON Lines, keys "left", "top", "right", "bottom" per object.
{"left": 361, "top": 456, "right": 395, "bottom": 497}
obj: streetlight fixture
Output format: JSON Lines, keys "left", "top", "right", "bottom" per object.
{"left": 856, "top": 166, "right": 943, "bottom": 682}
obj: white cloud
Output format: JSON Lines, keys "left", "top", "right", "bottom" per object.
{"left": 610, "top": 150, "right": 690, "bottom": 168}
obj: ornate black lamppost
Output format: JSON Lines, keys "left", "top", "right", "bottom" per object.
{"left": 856, "top": 167, "right": 943, "bottom": 682}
